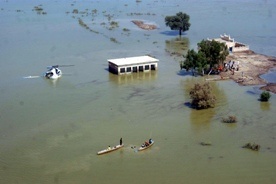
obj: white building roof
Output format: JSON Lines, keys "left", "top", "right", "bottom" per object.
{"left": 108, "top": 56, "right": 158, "bottom": 67}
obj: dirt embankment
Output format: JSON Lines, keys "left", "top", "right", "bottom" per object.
{"left": 220, "top": 50, "right": 276, "bottom": 93}
{"left": 131, "top": 20, "right": 157, "bottom": 30}
{"left": 129, "top": 21, "right": 276, "bottom": 93}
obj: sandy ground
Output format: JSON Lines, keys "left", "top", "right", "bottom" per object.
{"left": 220, "top": 50, "right": 276, "bottom": 93}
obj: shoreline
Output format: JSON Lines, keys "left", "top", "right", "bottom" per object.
{"left": 130, "top": 20, "right": 276, "bottom": 93}
{"left": 220, "top": 50, "right": 276, "bottom": 93}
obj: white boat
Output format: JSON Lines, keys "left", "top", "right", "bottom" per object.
{"left": 138, "top": 140, "right": 154, "bottom": 151}
{"left": 97, "top": 144, "right": 124, "bottom": 155}
{"left": 44, "top": 65, "right": 62, "bottom": 79}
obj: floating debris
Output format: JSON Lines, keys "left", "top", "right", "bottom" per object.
{"left": 200, "top": 142, "right": 212, "bottom": 146}
{"left": 242, "top": 143, "right": 260, "bottom": 151}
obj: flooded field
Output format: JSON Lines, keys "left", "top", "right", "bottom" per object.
{"left": 0, "top": 0, "right": 275, "bottom": 183}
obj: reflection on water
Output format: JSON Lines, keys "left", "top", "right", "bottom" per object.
{"left": 260, "top": 101, "right": 271, "bottom": 111}
{"left": 189, "top": 108, "right": 213, "bottom": 132}
{"left": 109, "top": 71, "right": 157, "bottom": 85}
{"left": 45, "top": 78, "right": 60, "bottom": 87}
{"left": 165, "top": 36, "right": 189, "bottom": 62}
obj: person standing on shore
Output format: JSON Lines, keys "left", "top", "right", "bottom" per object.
{"left": 120, "top": 138, "right": 122, "bottom": 145}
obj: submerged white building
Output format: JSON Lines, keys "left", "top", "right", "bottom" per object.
{"left": 108, "top": 55, "right": 159, "bottom": 75}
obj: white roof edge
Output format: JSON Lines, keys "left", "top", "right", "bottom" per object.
{"left": 108, "top": 55, "right": 159, "bottom": 66}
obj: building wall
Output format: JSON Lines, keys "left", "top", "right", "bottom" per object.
{"left": 114, "top": 63, "right": 157, "bottom": 75}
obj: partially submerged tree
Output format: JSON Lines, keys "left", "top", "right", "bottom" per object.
{"left": 181, "top": 39, "right": 229, "bottom": 75}
{"left": 260, "top": 91, "right": 271, "bottom": 102}
{"left": 180, "top": 49, "right": 207, "bottom": 75}
{"left": 222, "top": 115, "right": 237, "bottom": 123}
{"left": 189, "top": 82, "right": 216, "bottom": 109}
{"left": 165, "top": 12, "right": 191, "bottom": 36}
{"left": 197, "top": 39, "right": 229, "bottom": 68}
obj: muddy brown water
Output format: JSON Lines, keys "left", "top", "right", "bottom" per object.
{"left": 0, "top": 0, "right": 275, "bottom": 183}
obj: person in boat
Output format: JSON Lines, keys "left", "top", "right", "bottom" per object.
{"left": 149, "top": 139, "right": 152, "bottom": 144}
{"left": 145, "top": 141, "right": 149, "bottom": 147}
{"left": 120, "top": 138, "right": 122, "bottom": 145}
{"left": 108, "top": 146, "right": 111, "bottom": 150}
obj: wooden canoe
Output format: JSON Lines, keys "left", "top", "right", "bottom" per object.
{"left": 97, "top": 144, "right": 124, "bottom": 155}
{"left": 138, "top": 140, "right": 154, "bottom": 151}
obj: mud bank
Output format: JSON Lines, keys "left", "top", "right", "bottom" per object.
{"left": 131, "top": 20, "right": 157, "bottom": 30}
{"left": 220, "top": 50, "right": 276, "bottom": 93}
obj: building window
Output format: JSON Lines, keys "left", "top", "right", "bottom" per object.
{"left": 133, "top": 66, "right": 137, "bottom": 72}
{"left": 139, "top": 66, "right": 143, "bottom": 71}
{"left": 145, "top": 65, "right": 149, "bottom": 70}
{"left": 151, "top": 64, "right": 156, "bottom": 70}
{"left": 120, "top": 68, "right": 125, "bottom": 73}
{"left": 126, "top": 67, "right": 131, "bottom": 72}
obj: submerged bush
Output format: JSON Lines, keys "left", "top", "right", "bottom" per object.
{"left": 189, "top": 82, "right": 216, "bottom": 109}
{"left": 222, "top": 115, "right": 237, "bottom": 123}
{"left": 260, "top": 91, "right": 271, "bottom": 102}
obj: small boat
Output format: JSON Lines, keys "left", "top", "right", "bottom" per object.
{"left": 44, "top": 65, "right": 62, "bottom": 79}
{"left": 97, "top": 144, "right": 124, "bottom": 155}
{"left": 138, "top": 140, "right": 154, "bottom": 151}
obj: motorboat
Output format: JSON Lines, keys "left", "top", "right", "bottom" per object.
{"left": 44, "top": 65, "right": 62, "bottom": 79}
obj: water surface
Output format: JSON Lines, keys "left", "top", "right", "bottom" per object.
{"left": 0, "top": 0, "right": 275, "bottom": 184}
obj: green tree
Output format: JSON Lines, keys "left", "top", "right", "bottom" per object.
{"left": 181, "top": 49, "right": 207, "bottom": 76}
{"left": 260, "top": 91, "right": 271, "bottom": 102}
{"left": 197, "top": 39, "right": 229, "bottom": 68}
{"left": 165, "top": 12, "right": 191, "bottom": 36}
{"left": 181, "top": 39, "right": 229, "bottom": 75}
{"left": 189, "top": 82, "right": 216, "bottom": 109}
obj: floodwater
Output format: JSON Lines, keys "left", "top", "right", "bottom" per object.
{"left": 0, "top": 0, "right": 275, "bottom": 184}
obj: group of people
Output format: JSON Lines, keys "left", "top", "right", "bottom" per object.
{"left": 224, "top": 60, "right": 239, "bottom": 72}
{"left": 141, "top": 138, "right": 153, "bottom": 148}
{"left": 107, "top": 138, "right": 153, "bottom": 149}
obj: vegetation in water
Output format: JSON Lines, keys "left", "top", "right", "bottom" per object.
{"left": 189, "top": 82, "right": 216, "bottom": 109}
{"left": 242, "top": 143, "right": 260, "bottom": 151}
{"left": 108, "top": 21, "right": 119, "bottom": 30}
{"left": 165, "top": 12, "right": 191, "bottom": 36}
{"left": 33, "top": 5, "right": 47, "bottom": 15}
{"left": 222, "top": 115, "right": 237, "bottom": 123}
{"left": 110, "top": 37, "right": 119, "bottom": 43}
{"left": 165, "top": 37, "right": 189, "bottom": 59}
{"left": 72, "top": 9, "right": 78, "bottom": 14}
{"left": 260, "top": 91, "right": 271, "bottom": 102}
{"left": 180, "top": 39, "right": 229, "bottom": 75}
{"left": 127, "top": 12, "right": 156, "bottom": 16}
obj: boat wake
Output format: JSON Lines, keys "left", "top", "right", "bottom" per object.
{"left": 23, "top": 76, "right": 41, "bottom": 79}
